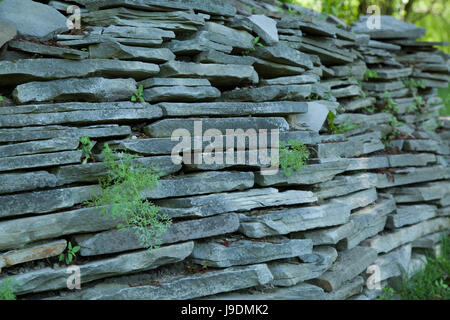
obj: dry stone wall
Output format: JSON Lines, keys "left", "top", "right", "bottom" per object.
{"left": 0, "top": 0, "right": 449, "bottom": 300}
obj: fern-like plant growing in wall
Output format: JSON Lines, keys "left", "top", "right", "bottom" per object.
{"left": 88, "top": 144, "right": 171, "bottom": 250}
{"left": 277, "top": 139, "right": 310, "bottom": 177}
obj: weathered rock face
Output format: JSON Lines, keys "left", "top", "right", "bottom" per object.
{"left": 0, "top": 0, "right": 448, "bottom": 303}
{"left": 0, "top": 0, "right": 68, "bottom": 41}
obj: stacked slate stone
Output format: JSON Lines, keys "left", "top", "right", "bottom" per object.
{"left": 0, "top": 0, "right": 448, "bottom": 300}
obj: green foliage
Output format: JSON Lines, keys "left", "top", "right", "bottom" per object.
{"left": 0, "top": 278, "right": 17, "bottom": 300}
{"left": 438, "top": 85, "right": 450, "bottom": 116}
{"left": 242, "top": 37, "right": 264, "bottom": 56}
{"left": 383, "top": 116, "right": 405, "bottom": 146}
{"left": 131, "top": 84, "right": 145, "bottom": 103}
{"left": 382, "top": 91, "right": 399, "bottom": 114}
{"left": 379, "top": 233, "right": 450, "bottom": 300}
{"left": 277, "top": 139, "right": 310, "bottom": 177}
{"left": 363, "top": 69, "right": 378, "bottom": 81}
{"left": 79, "top": 135, "right": 94, "bottom": 164}
{"left": 377, "top": 287, "right": 396, "bottom": 300}
{"left": 59, "top": 241, "right": 80, "bottom": 265}
{"left": 88, "top": 144, "right": 171, "bottom": 250}
{"left": 327, "top": 111, "right": 359, "bottom": 134}
{"left": 0, "top": 96, "right": 3, "bottom": 102}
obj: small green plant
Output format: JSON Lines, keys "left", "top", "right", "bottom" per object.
{"left": 377, "top": 287, "right": 396, "bottom": 300}
{"left": 287, "top": 7, "right": 298, "bottom": 14}
{"left": 79, "top": 135, "right": 94, "bottom": 164}
{"left": 88, "top": 145, "right": 171, "bottom": 250}
{"left": 242, "top": 37, "right": 264, "bottom": 56}
{"left": 383, "top": 116, "right": 404, "bottom": 147}
{"left": 0, "top": 277, "right": 17, "bottom": 300}
{"left": 363, "top": 69, "right": 378, "bottom": 81}
{"left": 327, "top": 111, "right": 359, "bottom": 134}
{"left": 276, "top": 139, "right": 310, "bottom": 177}
{"left": 59, "top": 241, "right": 81, "bottom": 265}
{"left": 131, "top": 84, "right": 145, "bottom": 103}
{"left": 382, "top": 91, "right": 399, "bottom": 114}
{"left": 0, "top": 95, "right": 3, "bottom": 102}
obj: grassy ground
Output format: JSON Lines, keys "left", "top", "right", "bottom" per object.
{"left": 379, "top": 233, "right": 450, "bottom": 300}
{"left": 438, "top": 85, "right": 450, "bottom": 116}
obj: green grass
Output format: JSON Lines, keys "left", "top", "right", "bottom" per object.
{"left": 438, "top": 85, "right": 450, "bottom": 116}
{"left": 379, "top": 233, "right": 450, "bottom": 300}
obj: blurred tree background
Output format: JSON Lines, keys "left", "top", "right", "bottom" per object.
{"left": 280, "top": 0, "right": 449, "bottom": 54}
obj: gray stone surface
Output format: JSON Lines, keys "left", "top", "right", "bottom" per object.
{"left": 317, "top": 132, "right": 384, "bottom": 158}
{"left": 144, "top": 117, "right": 289, "bottom": 138}
{"left": 373, "top": 244, "right": 411, "bottom": 282}
{"left": 0, "top": 206, "right": 120, "bottom": 251}
{"left": 74, "top": 213, "right": 240, "bottom": 256}
{"left": 13, "top": 77, "right": 137, "bottom": 104}
{"left": 143, "top": 86, "right": 221, "bottom": 102}
{"left": 0, "top": 59, "right": 159, "bottom": 86}
{"left": 145, "top": 171, "right": 254, "bottom": 199}
{"left": 55, "top": 264, "right": 273, "bottom": 300}
{"left": 239, "top": 201, "right": 350, "bottom": 238}
{"left": 53, "top": 156, "right": 180, "bottom": 185}
{"left": 0, "top": 150, "right": 81, "bottom": 172}
{"left": 158, "top": 101, "right": 307, "bottom": 117}
{"left": 388, "top": 181, "right": 450, "bottom": 203}
{"left": 260, "top": 74, "right": 319, "bottom": 86}
{"left": 315, "top": 173, "right": 378, "bottom": 200}
{"left": 376, "top": 166, "right": 448, "bottom": 188}
{"left": 0, "top": 171, "right": 57, "bottom": 195}
{"left": 362, "top": 217, "right": 450, "bottom": 253}
{"left": 190, "top": 237, "right": 313, "bottom": 268}
{"left": 251, "top": 43, "right": 313, "bottom": 69}
{"left": 352, "top": 15, "right": 426, "bottom": 39}
{"left": 194, "top": 50, "right": 256, "bottom": 65}
{"left": 311, "top": 246, "right": 378, "bottom": 292}
{"left": 325, "top": 276, "right": 365, "bottom": 300}
{"left": 0, "top": 102, "right": 162, "bottom": 127}
{"left": 254, "top": 159, "right": 349, "bottom": 187}
{"left": 0, "top": 21, "right": 16, "bottom": 47}
{"left": 89, "top": 42, "right": 175, "bottom": 62}
{"left": 203, "top": 22, "right": 254, "bottom": 50}
{"left": 0, "top": 137, "right": 79, "bottom": 158}
{"left": 249, "top": 58, "right": 306, "bottom": 78}
{"left": 268, "top": 246, "right": 338, "bottom": 286}
{"left": 247, "top": 15, "right": 279, "bottom": 45}
{"left": 140, "top": 78, "right": 211, "bottom": 88}
{"left": 5, "top": 242, "right": 194, "bottom": 295}
{"left": 8, "top": 40, "right": 89, "bottom": 60}
{"left": 156, "top": 188, "right": 316, "bottom": 218}
{"left": 333, "top": 188, "right": 378, "bottom": 211}
{"left": 0, "top": 186, "right": 99, "bottom": 218}
{"left": 158, "top": 61, "right": 258, "bottom": 86}
{"left": 386, "top": 204, "right": 437, "bottom": 229}
{"left": 0, "top": 0, "right": 68, "bottom": 41}
{"left": 0, "top": 125, "right": 131, "bottom": 143}
{"left": 221, "top": 84, "right": 312, "bottom": 102}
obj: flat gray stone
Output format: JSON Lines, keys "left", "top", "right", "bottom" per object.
{"left": 13, "top": 77, "right": 137, "bottom": 103}
{"left": 0, "top": 0, "right": 68, "bottom": 41}
{"left": 370, "top": 67, "right": 413, "bottom": 80}
{"left": 139, "top": 78, "right": 211, "bottom": 88}
{"left": 362, "top": 217, "right": 450, "bottom": 254}
{"left": 8, "top": 40, "right": 89, "bottom": 60}
{"left": 0, "top": 125, "right": 131, "bottom": 143}
{"left": 0, "top": 21, "right": 16, "bottom": 47}
{"left": 333, "top": 188, "right": 378, "bottom": 211}
{"left": 362, "top": 80, "right": 405, "bottom": 92}
{"left": 386, "top": 204, "right": 437, "bottom": 229}
{"left": 0, "top": 186, "right": 98, "bottom": 218}
{"left": 341, "top": 97, "right": 376, "bottom": 112}
{"left": 315, "top": 173, "right": 378, "bottom": 200}
{"left": 194, "top": 49, "right": 256, "bottom": 65}
{"left": 317, "top": 132, "right": 384, "bottom": 158}
{"left": 325, "top": 276, "right": 365, "bottom": 300}
{"left": 373, "top": 244, "right": 411, "bottom": 282}
{"left": 376, "top": 166, "right": 448, "bottom": 188}
{"left": 144, "top": 117, "right": 289, "bottom": 138}
{"left": 412, "top": 232, "right": 446, "bottom": 249}
{"left": 0, "top": 59, "right": 159, "bottom": 86}
{"left": 347, "top": 156, "right": 390, "bottom": 171}
{"left": 388, "top": 181, "right": 450, "bottom": 203}
{"left": 251, "top": 57, "right": 306, "bottom": 78}
{"left": 331, "top": 61, "right": 367, "bottom": 79}
{"left": 403, "top": 139, "right": 449, "bottom": 155}
{"left": 5, "top": 242, "right": 194, "bottom": 296}
{"left": 254, "top": 159, "right": 349, "bottom": 187}
{"left": 0, "top": 137, "right": 79, "bottom": 158}
{"left": 247, "top": 15, "right": 279, "bottom": 45}
{"left": 53, "top": 156, "right": 180, "bottom": 185}
{"left": 0, "top": 102, "right": 162, "bottom": 127}
{"left": 74, "top": 213, "right": 240, "bottom": 256}
{"left": 352, "top": 15, "right": 426, "bottom": 39}
{"left": 251, "top": 43, "right": 313, "bottom": 69}
{"left": 0, "top": 150, "right": 81, "bottom": 172}
{"left": 0, "top": 171, "right": 57, "bottom": 195}
{"left": 158, "top": 61, "right": 258, "bottom": 86}
{"left": 89, "top": 41, "right": 175, "bottom": 62}
{"left": 311, "top": 246, "right": 378, "bottom": 292}
{"left": 56, "top": 264, "right": 273, "bottom": 300}
{"left": 156, "top": 188, "right": 316, "bottom": 218}
{"left": 268, "top": 247, "right": 338, "bottom": 286}
{"left": 239, "top": 201, "right": 350, "bottom": 238}
{"left": 145, "top": 171, "right": 254, "bottom": 199}
{"left": 203, "top": 22, "right": 254, "bottom": 50}
{"left": 260, "top": 74, "right": 319, "bottom": 86}
{"left": 190, "top": 237, "right": 313, "bottom": 268}
{"left": 387, "top": 153, "right": 437, "bottom": 167}
{"left": 221, "top": 84, "right": 312, "bottom": 102}
{"left": 158, "top": 101, "right": 307, "bottom": 117}
{"left": 288, "top": 101, "right": 339, "bottom": 132}
{"left": 0, "top": 206, "right": 120, "bottom": 251}
{"left": 143, "top": 86, "right": 220, "bottom": 103}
